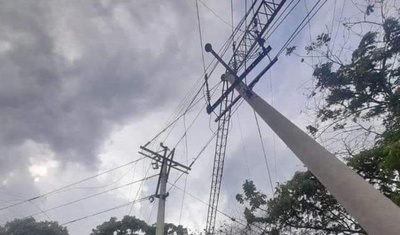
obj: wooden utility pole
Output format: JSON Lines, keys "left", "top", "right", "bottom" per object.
{"left": 139, "top": 143, "right": 190, "bottom": 235}
{"left": 222, "top": 72, "right": 400, "bottom": 235}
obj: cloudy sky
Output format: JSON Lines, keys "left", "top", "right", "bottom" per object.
{"left": 0, "top": 0, "right": 396, "bottom": 234}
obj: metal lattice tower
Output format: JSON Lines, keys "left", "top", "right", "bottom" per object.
{"left": 205, "top": 80, "right": 233, "bottom": 235}
{"left": 204, "top": 1, "right": 287, "bottom": 234}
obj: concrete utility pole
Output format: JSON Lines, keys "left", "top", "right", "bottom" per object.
{"left": 139, "top": 143, "right": 191, "bottom": 235}
{"left": 222, "top": 73, "right": 400, "bottom": 235}
{"left": 156, "top": 153, "right": 168, "bottom": 235}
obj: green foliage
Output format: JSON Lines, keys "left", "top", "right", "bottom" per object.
{"left": 366, "top": 4, "right": 374, "bottom": 16}
{"left": 236, "top": 124, "right": 400, "bottom": 234}
{"left": 286, "top": 46, "right": 297, "bottom": 56}
{"left": 308, "top": 17, "right": 400, "bottom": 131}
{"left": 305, "top": 33, "right": 331, "bottom": 53}
{"left": 346, "top": 125, "right": 400, "bottom": 205}
{"left": 0, "top": 218, "right": 69, "bottom": 235}
{"left": 381, "top": 125, "right": 400, "bottom": 172}
{"left": 237, "top": 172, "right": 366, "bottom": 234}
{"left": 164, "top": 224, "right": 188, "bottom": 235}
{"left": 236, "top": 180, "right": 268, "bottom": 225}
{"left": 91, "top": 215, "right": 188, "bottom": 235}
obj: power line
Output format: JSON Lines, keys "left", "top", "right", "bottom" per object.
{"left": 61, "top": 195, "right": 151, "bottom": 226}
{"left": 198, "top": 0, "right": 234, "bottom": 29}
{"left": 304, "top": 0, "right": 315, "bottom": 66}
{"left": 263, "top": 0, "right": 301, "bottom": 45}
{"left": 179, "top": 112, "right": 190, "bottom": 224}
{"left": 28, "top": 174, "right": 158, "bottom": 218}
{"left": 168, "top": 183, "right": 245, "bottom": 226}
{"left": 28, "top": 201, "right": 51, "bottom": 221}
{"left": 128, "top": 163, "right": 153, "bottom": 216}
{"left": 332, "top": 0, "right": 346, "bottom": 52}
{"left": 167, "top": 132, "right": 217, "bottom": 193}
{"left": 195, "top": 0, "right": 206, "bottom": 73}
{"left": 178, "top": 174, "right": 188, "bottom": 225}
{"left": 169, "top": 182, "right": 270, "bottom": 234}
{"left": 236, "top": 113, "right": 250, "bottom": 178}
{"left": 0, "top": 157, "right": 146, "bottom": 212}
{"left": 147, "top": 86, "right": 204, "bottom": 146}
{"left": 173, "top": 102, "right": 206, "bottom": 149}
{"left": 277, "top": 0, "right": 328, "bottom": 57}
{"left": 125, "top": 159, "right": 140, "bottom": 215}
{"left": 230, "top": 0, "right": 234, "bottom": 34}
{"left": 268, "top": 70, "right": 278, "bottom": 182}
{"left": 167, "top": 14, "right": 237, "bottom": 126}
{"left": 148, "top": 23, "right": 235, "bottom": 148}
{"left": 253, "top": 111, "right": 274, "bottom": 194}
{"left": 62, "top": 160, "right": 141, "bottom": 192}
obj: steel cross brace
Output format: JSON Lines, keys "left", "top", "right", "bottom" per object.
{"left": 139, "top": 143, "right": 191, "bottom": 198}
{"left": 204, "top": 43, "right": 271, "bottom": 115}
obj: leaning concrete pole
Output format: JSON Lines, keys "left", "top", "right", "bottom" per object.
{"left": 223, "top": 73, "right": 400, "bottom": 235}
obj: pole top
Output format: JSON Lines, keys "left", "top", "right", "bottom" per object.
{"left": 205, "top": 43, "right": 212, "bottom": 52}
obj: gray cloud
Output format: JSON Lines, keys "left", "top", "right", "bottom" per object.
{"left": 0, "top": 0, "right": 200, "bottom": 171}
{"left": 0, "top": 0, "right": 379, "bottom": 234}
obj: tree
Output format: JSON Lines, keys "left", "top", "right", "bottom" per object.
{"left": 236, "top": 125, "right": 400, "bottom": 234}
{"left": 237, "top": 176, "right": 364, "bottom": 234}
{"left": 308, "top": 17, "right": 400, "bottom": 129}
{"left": 347, "top": 124, "right": 400, "bottom": 205}
{"left": 0, "top": 217, "right": 69, "bottom": 235}
{"left": 236, "top": 129, "right": 400, "bottom": 234}
{"left": 301, "top": 3, "right": 400, "bottom": 149}
{"left": 286, "top": 1, "right": 399, "bottom": 157}
{"left": 91, "top": 215, "right": 188, "bottom": 235}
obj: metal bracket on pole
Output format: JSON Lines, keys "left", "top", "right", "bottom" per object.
{"left": 205, "top": 43, "right": 277, "bottom": 122}
{"left": 204, "top": 43, "right": 273, "bottom": 116}
{"left": 139, "top": 144, "right": 191, "bottom": 198}
{"left": 139, "top": 145, "right": 191, "bottom": 174}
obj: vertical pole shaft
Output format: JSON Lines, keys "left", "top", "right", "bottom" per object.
{"left": 156, "top": 158, "right": 168, "bottom": 235}
{"left": 225, "top": 74, "right": 400, "bottom": 235}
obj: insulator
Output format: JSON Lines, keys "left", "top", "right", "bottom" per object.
{"left": 204, "top": 73, "right": 211, "bottom": 104}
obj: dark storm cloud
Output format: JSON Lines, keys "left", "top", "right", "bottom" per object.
{"left": 0, "top": 0, "right": 199, "bottom": 171}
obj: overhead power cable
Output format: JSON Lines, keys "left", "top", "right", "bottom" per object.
{"left": 237, "top": 113, "right": 250, "bottom": 177}
{"left": 169, "top": 182, "right": 270, "bottom": 234}
{"left": 332, "top": 0, "right": 346, "bottom": 52}
{"left": 198, "top": 0, "right": 234, "bottom": 28}
{"left": 195, "top": 0, "right": 206, "bottom": 73}
{"left": 169, "top": 183, "right": 245, "bottom": 226}
{"left": 147, "top": 27, "right": 234, "bottom": 147}
{"left": 128, "top": 163, "right": 153, "bottom": 216}
{"left": 164, "top": 0, "right": 282, "bottom": 135}
{"left": 253, "top": 111, "right": 274, "bottom": 194}
{"left": 61, "top": 195, "right": 151, "bottom": 226}
{"left": 264, "top": 0, "right": 301, "bottom": 43}
{"left": 167, "top": 132, "right": 217, "bottom": 193}
{"left": 28, "top": 174, "right": 158, "bottom": 218}
{"left": 276, "top": 0, "right": 328, "bottom": 57}
{"left": 0, "top": 157, "right": 146, "bottom": 212}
